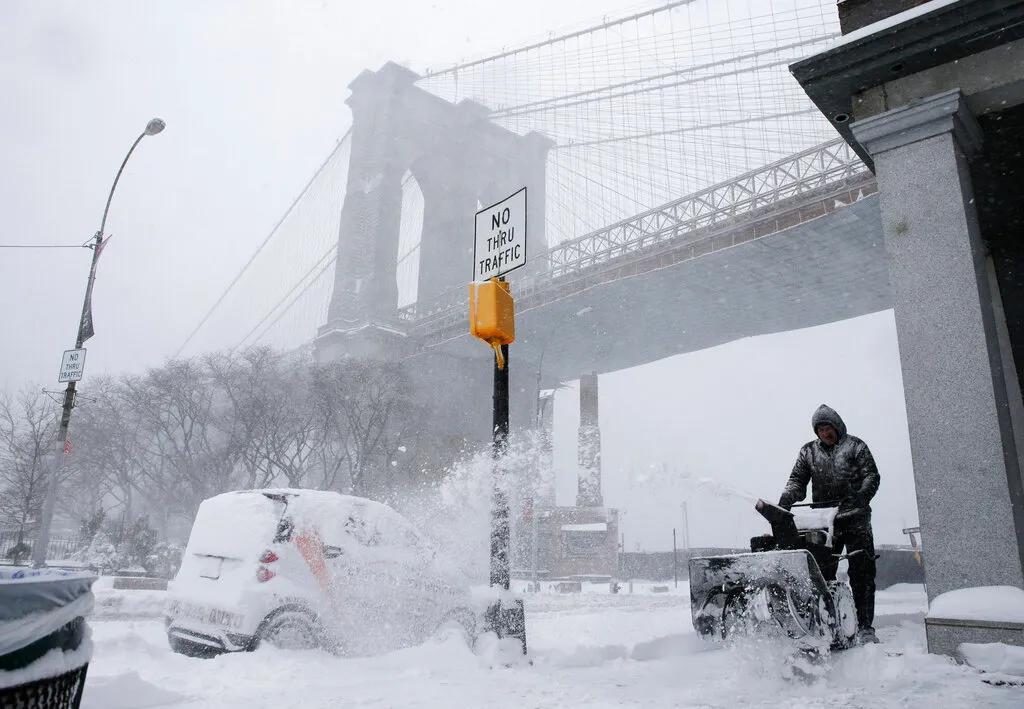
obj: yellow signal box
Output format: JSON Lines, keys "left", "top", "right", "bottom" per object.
{"left": 470, "top": 279, "right": 515, "bottom": 368}
{"left": 470, "top": 279, "right": 515, "bottom": 344}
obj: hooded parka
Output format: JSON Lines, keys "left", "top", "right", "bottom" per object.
{"left": 779, "top": 404, "right": 880, "bottom": 520}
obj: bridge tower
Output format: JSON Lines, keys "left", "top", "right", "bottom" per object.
{"left": 314, "top": 61, "right": 553, "bottom": 362}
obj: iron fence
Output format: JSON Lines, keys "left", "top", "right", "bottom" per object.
{"left": 0, "top": 532, "right": 84, "bottom": 565}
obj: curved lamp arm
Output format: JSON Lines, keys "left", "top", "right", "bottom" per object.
{"left": 97, "top": 118, "right": 165, "bottom": 241}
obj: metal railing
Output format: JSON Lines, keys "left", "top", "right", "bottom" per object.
{"left": 535, "top": 138, "right": 866, "bottom": 280}
{"left": 0, "top": 532, "right": 83, "bottom": 565}
{"left": 396, "top": 139, "right": 870, "bottom": 334}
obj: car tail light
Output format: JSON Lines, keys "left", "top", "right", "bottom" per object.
{"left": 259, "top": 549, "right": 278, "bottom": 564}
{"left": 256, "top": 566, "right": 276, "bottom": 583}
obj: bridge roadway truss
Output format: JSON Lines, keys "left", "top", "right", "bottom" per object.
{"left": 399, "top": 138, "right": 883, "bottom": 356}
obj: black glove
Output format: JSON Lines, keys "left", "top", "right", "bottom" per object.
{"left": 778, "top": 493, "right": 795, "bottom": 510}
{"left": 840, "top": 491, "right": 871, "bottom": 517}
{"left": 852, "top": 491, "right": 872, "bottom": 510}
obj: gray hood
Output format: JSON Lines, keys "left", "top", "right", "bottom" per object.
{"left": 811, "top": 404, "right": 847, "bottom": 440}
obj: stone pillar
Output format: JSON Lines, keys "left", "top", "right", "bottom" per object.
{"left": 520, "top": 132, "right": 554, "bottom": 256}
{"left": 577, "top": 372, "right": 603, "bottom": 507}
{"left": 320, "top": 64, "right": 418, "bottom": 349}
{"left": 476, "top": 130, "right": 554, "bottom": 283}
{"left": 413, "top": 151, "right": 478, "bottom": 305}
{"left": 850, "top": 89, "right": 1024, "bottom": 607}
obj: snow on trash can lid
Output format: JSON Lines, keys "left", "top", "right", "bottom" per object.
{"left": 0, "top": 567, "right": 97, "bottom": 663}
{"left": 0, "top": 568, "right": 97, "bottom": 623}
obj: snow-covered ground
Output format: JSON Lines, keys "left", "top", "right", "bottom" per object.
{"left": 80, "top": 582, "right": 1022, "bottom": 708}
{"left": 91, "top": 576, "right": 169, "bottom": 621}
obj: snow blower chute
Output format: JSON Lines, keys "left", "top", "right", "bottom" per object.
{"left": 688, "top": 499, "right": 858, "bottom": 651}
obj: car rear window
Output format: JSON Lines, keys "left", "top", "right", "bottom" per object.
{"left": 184, "top": 492, "right": 287, "bottom": 561}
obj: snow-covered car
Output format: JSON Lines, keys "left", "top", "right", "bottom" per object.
{"left": 165, "top": 489, "right": 477, "bottom": 657}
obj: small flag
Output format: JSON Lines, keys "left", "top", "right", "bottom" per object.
{"left": 79, "top": 236, "right": 110, "bottom": 344}
{"left": 63, "top": 440, "right": 72, "bottom": 455}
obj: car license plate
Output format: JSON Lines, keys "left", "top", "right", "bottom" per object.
{"left": 197, "top": 556, "right": 223, "bottom": 579}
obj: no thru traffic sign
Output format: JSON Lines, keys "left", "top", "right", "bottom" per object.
{"left": 58, "top": 348, "right": 87, "bottom": 383}
{"left": 474, "top": 187, "right": 526, "bottom": 281}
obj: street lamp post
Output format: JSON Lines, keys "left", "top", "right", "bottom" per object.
{"left": 528, "top": 305, "right": 593, "bottom": 590}
{"left": 32, "top": 118, "right": 165, "bottom": 568}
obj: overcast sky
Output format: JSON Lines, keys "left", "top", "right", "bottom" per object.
{"left": 0, "top": 0, "right": 655, "bottom": 391}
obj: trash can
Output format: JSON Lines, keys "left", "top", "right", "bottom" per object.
{"left": 0, "top": 568, "right": 98, "bottom": 709}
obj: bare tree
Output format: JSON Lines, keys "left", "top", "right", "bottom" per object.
{"left": 208, "top": 347, "right": 325, "bottom": 489}
{"left": 0, "top": 348, "right": 460, "bottom": 550}
{"left": 0, "top": 389, "right": 61, "bottom": 538}
{"left": 205, "top": 348, "right": 271, "bottom": 488}
{"left": 122, "top": 359, "right": 241, "bottom": 523}
{"left": 311, "top": 358, "right": 414, "bottom": 498}
{"left": 60, "top": 376, "right": 141, "bottom": 528}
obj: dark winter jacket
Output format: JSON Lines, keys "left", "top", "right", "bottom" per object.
{"left": 779, "top": 405, "right": 881, "bottom": 521}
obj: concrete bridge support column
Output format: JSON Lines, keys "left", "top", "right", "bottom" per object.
{"left": 536, "top": 390, "right": 556, "bottom": 507}
{"left": 851, "top": 90, "right": 1024, "bottom": 650}
{"left": 577, "top": 372, "right": 603, "bottom": 508}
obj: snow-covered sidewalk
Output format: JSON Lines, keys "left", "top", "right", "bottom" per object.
{"left": 90, "top": 577, "right": 169, "bottom": 621}
{"left": 80, "top": 584, "right": 1021, "bottom": 708}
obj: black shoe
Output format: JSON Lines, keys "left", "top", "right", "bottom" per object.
{"left": 856, "top": 627, "right": 879, "bottom": 645}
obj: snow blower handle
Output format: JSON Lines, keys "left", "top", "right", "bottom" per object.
{"left": 835, "top": 549, "right": 882, "bottom": 561}
{"left": 753, "top": 498, "right": 802, "bottom": 547}
{"left": 755, "top": 498, "right": 792, "bottom": 521}
{"left": 789, "top": 500, "right": 844, "bottom": 508}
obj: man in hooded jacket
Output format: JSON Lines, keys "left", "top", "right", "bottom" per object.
{"left": 778, "top": 404, "right": 881, "bottom": 644}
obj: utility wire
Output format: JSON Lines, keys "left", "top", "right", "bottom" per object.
{"left": 0, "top": 244, "right": 88, "bottom": 249}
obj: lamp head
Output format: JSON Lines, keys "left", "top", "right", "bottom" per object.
{"left": 144, "top": 118, "right": 166, "bottom": 136}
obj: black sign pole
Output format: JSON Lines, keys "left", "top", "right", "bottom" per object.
{"left": 490, "top": 335, "right": 510, "bottom": 589}
{"left": 485, "top": 276, "right": 527, "bottom": 655}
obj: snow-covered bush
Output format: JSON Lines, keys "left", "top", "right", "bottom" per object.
{"left": 144, "top": 541, "right": 184, "bottom": 579}
{"left": 71, "top": 514, "right": 180, "bottom": 577}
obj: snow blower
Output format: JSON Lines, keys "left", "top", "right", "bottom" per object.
{"left": 688, "top": 498, "right": 858, "bottom": 652}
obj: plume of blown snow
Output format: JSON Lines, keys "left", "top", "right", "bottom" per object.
{"left": 393, "top": 431, "right": 551, "bottom": 584}
{"left": 668, "top": 466, "right": 762, "bottom": 504}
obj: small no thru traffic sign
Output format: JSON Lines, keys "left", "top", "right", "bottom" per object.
{"left": 58, "top": 348, "right": 87, "bottom": 383}
{"left": 474, "top": 187, "right": 527, "bottom": 281}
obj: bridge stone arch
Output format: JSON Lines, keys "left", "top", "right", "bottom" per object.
{"left": 315, "top": 62, "right": 553, "bottom": 361}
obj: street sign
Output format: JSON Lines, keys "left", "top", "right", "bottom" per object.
{"left": 58, "top": 348, "right": 87, "bottom": 383}
{"left": 474, "top": 187, "right": 527, "bottom": 281}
